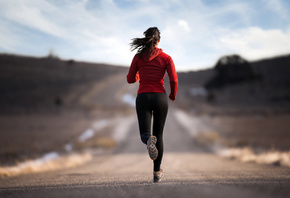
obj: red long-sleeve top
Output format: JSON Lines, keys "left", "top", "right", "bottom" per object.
{"left": 127, "top": 48, "right": 178, "bottom": 100}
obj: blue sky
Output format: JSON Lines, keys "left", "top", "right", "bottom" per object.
{"left": 0, "top": 0, "right": 289, "bottom": 71}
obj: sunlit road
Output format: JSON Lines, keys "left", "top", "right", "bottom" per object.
{"left": 1, "top": 109, "right": 290, "bottom": 198}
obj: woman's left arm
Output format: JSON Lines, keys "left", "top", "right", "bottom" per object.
{"left": 166, "top": 56, "right": 178, "bottom": 101}
{"left": 127, "top": 55, "right": 140, "bottom": 84}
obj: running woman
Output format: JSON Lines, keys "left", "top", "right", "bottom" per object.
{"left": 127, "top": 27, "right": 178, "bottom": 183}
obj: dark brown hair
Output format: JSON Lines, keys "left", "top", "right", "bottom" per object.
{"left": 130, "top": 27, "right": 161, "bottom": 54}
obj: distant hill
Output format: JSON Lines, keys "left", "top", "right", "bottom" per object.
{"left": 177, "top": 54, "right": 290, "bottom": 114}
{"left": 0, "top": 54, "right": 129, "bottom": 114}
{"left": 1, "top": 53, "right": 290, "bottom": 115}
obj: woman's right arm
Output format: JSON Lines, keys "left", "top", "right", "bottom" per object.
{"left": 127, "top": 55, "right": 140, "bottom": 84}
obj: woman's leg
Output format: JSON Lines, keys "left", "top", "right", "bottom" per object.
{"left": 152, "top": 93, "right": 168, "bottom": 172}
{"left": 136, "top": 93, "right": 168, "bottom": 171}
{"left": 136, "top": 93, "right": 152, "bottom": 144}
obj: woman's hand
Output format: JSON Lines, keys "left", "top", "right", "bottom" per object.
{"left": 169, "top": 93, "right": 176, "bottom": 101}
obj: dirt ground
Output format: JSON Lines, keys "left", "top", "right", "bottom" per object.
{"left": 206, "top": 114, "right": 290, "bottom": 151}
{"left": 0, "top": 112, "right": 87, "bottom": 165}
{"left": 1, "top": 109, "right": 289, "bottom": 166}
{"left": 0, "top": 108, "right": 132, "bottom": 166}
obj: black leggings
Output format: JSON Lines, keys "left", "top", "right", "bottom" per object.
{"left": 136, "top": 92, "right": 168, "bottom": 172}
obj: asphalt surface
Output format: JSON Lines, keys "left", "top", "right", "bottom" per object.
{"left": 1, "top": 109, "right": 290, "bottom": 198}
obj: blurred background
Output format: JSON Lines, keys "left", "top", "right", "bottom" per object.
{"left": 0, "top": 0, "right": 290, "bottom": 176}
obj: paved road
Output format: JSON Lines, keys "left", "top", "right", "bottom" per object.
{"left": 0, "top": 109, "right": 290, "bottom": 198}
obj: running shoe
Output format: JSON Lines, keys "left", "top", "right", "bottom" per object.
{"left": 147, "top": 136, "right": 158, "bottom": 160}
{"left": 153, "top": 169, "right": 164, "bottom": 183}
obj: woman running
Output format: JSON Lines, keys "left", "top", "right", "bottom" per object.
{"left": 127, "top": 27, "right": 178, "bottom": 183}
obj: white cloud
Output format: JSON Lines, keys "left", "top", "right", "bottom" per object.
{"left": 214, "top": 27, "right": 290, "bottom": 60}
{"left": 0, "top": 1, "right": 67, "bottom": 38}
{"left": 178, "top": 20, "right": 191, "bottom": 32}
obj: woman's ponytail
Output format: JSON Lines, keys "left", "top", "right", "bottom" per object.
{"left": 130, "top": 27, "right": 161, "bottom": 54}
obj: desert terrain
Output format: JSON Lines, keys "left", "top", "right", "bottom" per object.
{"left": 0, "top": 53, "right": 290, "bottom": 168}
{"left": 0, "top": 53, "right": 289, "bottom": 197}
